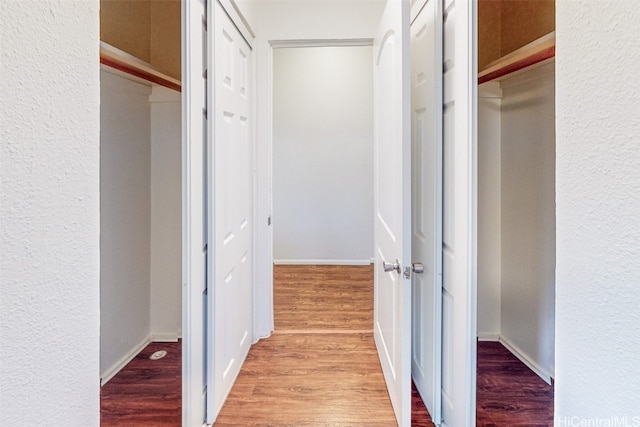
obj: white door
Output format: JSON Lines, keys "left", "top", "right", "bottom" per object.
{"left": 373, "top": 1, "right": 412, "bottom": 426}
{"left": 182, "top": 0, "right": 208, "bottom": 425}
{"left": 441, "top": 0, "right": 477, "bottom": 426}
{"left": 410, "top": 0, "right": 443, "bottom": 424}
{"left": 207, "top": 0, "right": 254, "bottom": 422}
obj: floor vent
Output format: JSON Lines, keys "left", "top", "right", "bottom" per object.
{"left": 149, "top": 350, "right": 167, "bottom": 360}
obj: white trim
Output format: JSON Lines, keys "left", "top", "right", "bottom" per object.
{"left": 151, "top": 332, "right": 181, "bottom": 342}
{"left": 149, "top": 86, "right": 181, "bottom": 103}
{"left": 100, "top": 335, "right": 152, "bottom": 386}
{"left": 477, "top": 333, "right": 500, "bottom": 342}
{"left": 182, "top": 0, "right": 207, "bottom": 425}
{"left": 477, "top": 80, "right": 502, "bottom": 99}
{"left": 269, "top": 38, "right": 373, "bottom": 49}
{"left": 410, "top": 0, "right": 428, "bottom": 24}
{"left": 273, "top": 259, "right": 373, "bottom": 266}
{"left": 217, "top": 0, "right": 255, "bottom": 49}
{"left": 499, "top": 336, "right": 553, "bottom": 385}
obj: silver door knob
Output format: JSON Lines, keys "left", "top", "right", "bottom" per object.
{"left": 383, "top": 259, "right": 401, "bottom": 274}
{"left": 412, "top": 263, "right": 424, "bottom": 274}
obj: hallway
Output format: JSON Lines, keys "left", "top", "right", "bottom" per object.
{"left": 216, "top": 264, "right": 434, "bottom": 425}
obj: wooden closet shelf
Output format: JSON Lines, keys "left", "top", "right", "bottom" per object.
{"left": 479, "top": 32, "right": 555, "bottom": 85}
{"left": 100, "top": 41, "right": 181, "bottom": 92}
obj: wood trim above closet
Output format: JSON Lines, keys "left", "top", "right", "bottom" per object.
{"left": 478, "top": 32, "right": 555, "bottom": 85}
{"left": 100, "top": 42, "right": 181, "bottom": 92}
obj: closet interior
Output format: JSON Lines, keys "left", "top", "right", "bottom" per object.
{"left": 477, "top": 0, "right": 556, "bottom": 384}
{"left": 99, "top": 0, "right": 182, "bottom": 385}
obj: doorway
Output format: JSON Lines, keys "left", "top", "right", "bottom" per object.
{"left": 476, "top": 46, "right": 556, "bottom": 427}
{"left": 271, "top": 45, "right": 374, "bottom": 268}
{"left": 270, "top": 44, "right": 376, "bottom": 331}
{"left": 99, "top": 68, "right": 183, "bottom": 425}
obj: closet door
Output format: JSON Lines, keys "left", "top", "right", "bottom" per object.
{"left": 440, "top": 0, "right": 477, "bottom": 425}
{"left": 182, "top": 0, "right": 208, "bottom": 425}
{"left": 207, "top": 0, "right": 254, "bottom": 422}
{"left": 410, "top": 0, "right": 443, "bottom": 424}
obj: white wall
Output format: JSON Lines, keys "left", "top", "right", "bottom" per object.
{"left": 477, "top": 83, "right": 502, "bottom": 339}
{"left": 100, "top": 70, "right": 152, "bottom": 379}
{"left": 556, "top": 1, "right": 640, "bottom": 422}
{"left": 500, "top": 63, "right": 555, "bottom": 381}
{"left": 0, "top": 0, "right": 100, "bottom": 424}
{"left": 150, "top": 86, "right": 182, "bottom": 340}
{"left": 251, "top": 0, "right": 385, "bottom": 339}
{"left": 272, "top": 46, "right": 373, "bottom": 263}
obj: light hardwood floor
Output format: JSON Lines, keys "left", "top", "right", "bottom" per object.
{"left": 273, "top": 264, "right": 374, "bottom": 332}
{"left": 217, "top": 264, "right": 407, "bottom": 425}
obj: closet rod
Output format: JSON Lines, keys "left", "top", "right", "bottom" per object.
{"left": 479, "top": 32, "right": 555, "bottom": 85}
{"left": 100, "top": 42, "right": 181, "bottom": 92}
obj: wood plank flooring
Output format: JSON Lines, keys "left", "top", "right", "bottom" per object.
{"left": 476, "top": 341, "right": 554, "bottom": 426}
{"left": 100, "top": 265, "right": 553, "bottom": 426}
{"left": 101, "top": 341, "right": 181, "bottom": 426}
{"left": 218, "top": 264, "right": 433, "bottom": 426}
{"left": 215, "top": 332, "right": 399, "bottom": 426}
{"left": 274, "top": 264, "right": 374, "bottom": 332}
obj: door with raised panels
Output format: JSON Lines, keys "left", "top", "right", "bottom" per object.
{"left": 207, "top": 0, "right": 253, "bottom": 423}
{"left": 373, "top": 1, "right": 412, "bottom": 425}
{"left": 441, "top": 0, "right": 477, "bottom": 425}
{"left": 410, "top": 0, "right": 443, "bottom": 424}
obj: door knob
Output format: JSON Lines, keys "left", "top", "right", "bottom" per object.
{"left": 383, "top": 259, "right": 401, "bottom": 274}
{"left": 412, "top": 263, "right": 424, "bottom": 274}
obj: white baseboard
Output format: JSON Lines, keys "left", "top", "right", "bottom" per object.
{"left": 151, "top": 332, "right": 181, "bottom": 342}
{"left": 477, "top": 333, "right": 500, "bottom": 342}
{"left": 499, "top": 335, "right": 552, "bottom": 385}
{"left": 274, "top": 259, "right": 373, "bottom": 266}
{"left": 101, "top": 334, "right": 151, "bottom": 386}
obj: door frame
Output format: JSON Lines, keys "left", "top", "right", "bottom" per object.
{"left": 184, "top": 0, "right": 478, "bottom": 425}
{"left": 182, "top": 0, "right": 256, "bottom": 425}
{"left": 253, "top": 37, "right": 375, "bottom": 342}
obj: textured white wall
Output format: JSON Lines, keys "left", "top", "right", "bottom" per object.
{"left": 150, "top": 86, "right": 182, "bottom": 340}
{"left": 273, "top": 46, "right": 373, "bottom": 263}
{"left": 0, "top": 0, "right": 100, "bottom": 424}
{"left": 556, "top": 1, "right": 640, "bottom": 421}
{"left": 100, "top": 70, "right": 152, "bottom": 377}
{"left": 477, "top": 83, "right": 502, "bottom": 339}
{"left": 500, "top": 63, "right": 555, "bottom": 381}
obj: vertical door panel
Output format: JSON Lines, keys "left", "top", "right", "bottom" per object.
{"left": 410, "top": 0, "right": 443, "bottom": 424}
{"left": 182, "top": 0, "right": 208, "bottom": 425}
{"left": 373, "top": 1, "right": 412, "bottom": 426}
{"left": 440, "top": 0, "right": 476, "bottom": 426}
{"left": 207, "top": 1, "right": 253, "bottom": 422}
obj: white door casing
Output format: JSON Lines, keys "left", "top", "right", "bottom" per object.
{"left": 441, "top": 0, "right": 477, "bottom": 425}
{"left": 207, "top": 0, "right": 254, "bottom": 422}
{"left": 410, "top": 0, "right": 443, "bottom": 424}
{"left": 373, "top": 1, "right": 412, "bottom": 426}
{"left": 182, "top": 0, "right": 208, "bottom": 425}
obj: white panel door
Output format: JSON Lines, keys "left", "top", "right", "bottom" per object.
{"left": 373, "top": 1, "right": 412, "bottom": 426}
{"left": 441, "top": 0, "right": 477, "bottom": 425}
{"left": 410, "top": 0, "right": 443, "bottom": 424}
{"left": 207, "top": 0, "right": 253, "bottom": 422}
{"left": 182, "top": 0, "right": 208, "bottom": 425}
